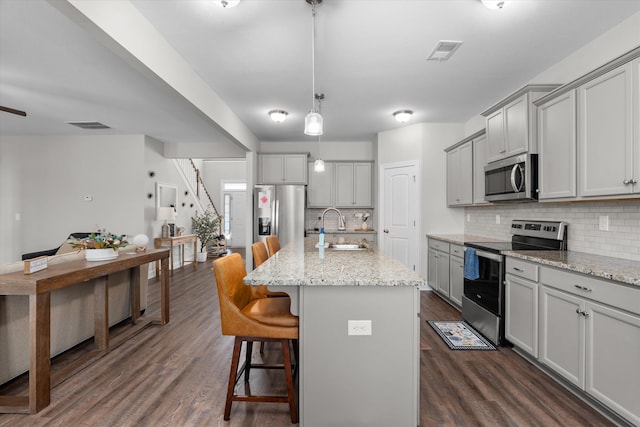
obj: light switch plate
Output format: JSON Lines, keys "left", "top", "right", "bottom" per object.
{"left": 348, "top": 320, "right": 372, "bottom": 336}
{"left": 599, "top": 215, "right": 609, "bottom": 231}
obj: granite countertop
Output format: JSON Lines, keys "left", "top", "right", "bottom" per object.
{"left": 426, "top": 233, "right": 506, "bottom": 246}
{"left": 244, "top": 237, "right": 423, "bottom": 287}
{"left": 504, "top": 250, "right": 640, "bottom": 287}
{"left": 306, "top": 229, "right": 376, "bottom": 234}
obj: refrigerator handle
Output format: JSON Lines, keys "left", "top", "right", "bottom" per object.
{"left": 274, "top": 199, "right": 279, "bottom": 236}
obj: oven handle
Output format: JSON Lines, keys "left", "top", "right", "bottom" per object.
{"left": 466, "top": 247, "right": 503, "bottom": 263}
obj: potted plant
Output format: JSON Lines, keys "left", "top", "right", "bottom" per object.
{"left": 67, "top": 230, "right": 129, "bottom": 261}
{"left": 191, "top": 210, "right": 221, "bottom": 262}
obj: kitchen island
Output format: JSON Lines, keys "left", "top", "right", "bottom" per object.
{"left": 244, "top": 238, "right": 422, "bottom": 427}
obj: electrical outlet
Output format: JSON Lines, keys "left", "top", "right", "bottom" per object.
{"left": 495, "top": 214, "right": 500, "bottom": 225}
{"left": 466, "top": 213, "right": 471, "bottom": 222}
{"left": 348, "top": 320, "right": 372, "bottom": 336}
{"left": 599, "top": 215, "right": 609, "bottom": 231}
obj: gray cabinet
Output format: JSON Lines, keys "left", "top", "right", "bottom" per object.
{"left": 505, "top": 258, "right": 540, "bottom": 357}
{"left": 307, "top": 161, "right": 334, "bottom": 207}
{"left": 537, "top": 90, "right": 577, "bottom": 200}
{"left": 446, "top": 143, "right": 473, "bottom": 206}
{"left": 335, "top": 162, "right": 373, "bottom": 207}
{"left": 578, "top": 60, "right": 639, "bottom": 197}
{"left": 427, "top": 239, "right": 450, "bottom": 298}
{"left": 482, "top": 85, "right": 559, "bottom": 163}
{"left": 472, "top": 134, "right": 489, "bottom": 205}
{"left": 258, "top": 154, "right": 308, "bottom": 184}
{"left": 449, "top": 247, "right": 464, "bottom": 307}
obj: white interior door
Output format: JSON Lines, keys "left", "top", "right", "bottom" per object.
{"left": 223, "top": 190, "right": 246, "bottom": 248}
{"left": 380, "top": 162, "right": 420, "bottom": 273}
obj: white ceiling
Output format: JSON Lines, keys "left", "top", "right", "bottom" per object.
{"left": 1, "top": 0, "right": 640, "bottom": 151}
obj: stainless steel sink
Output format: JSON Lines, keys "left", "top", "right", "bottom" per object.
{"left": 328, "top": 243, "right": 367, "bottom": 251}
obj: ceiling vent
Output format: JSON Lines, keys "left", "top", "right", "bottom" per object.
{"left": 427, "top": 40, "right": 463, "bottom": 62}
{"left": 65, "top": 121, "right": 111, "bottom": 130}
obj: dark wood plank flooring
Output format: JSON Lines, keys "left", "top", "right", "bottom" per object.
{"left": 0, "top": 255, "right": 615, "bottom": 426}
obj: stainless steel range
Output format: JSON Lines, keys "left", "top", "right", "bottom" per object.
{"left": 462, "top": 220, "right": 567, "bottom": 346}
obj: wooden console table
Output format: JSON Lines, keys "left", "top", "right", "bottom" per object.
{"left": 154, "top": 234, "right": 198, "bottom": 276}
{"left": 0, "top": 249, "right": 170, "bottom": 414}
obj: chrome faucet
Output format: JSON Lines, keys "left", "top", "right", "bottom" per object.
{"left": 321, "top": 207, "right": 346, "bottom": 231}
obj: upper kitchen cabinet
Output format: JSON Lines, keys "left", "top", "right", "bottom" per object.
{"left": 482, "top": 85, "right": 560, "bottom": 163}
{"left": 445, "top": 129, "right": 487, "bottom": 207}
{"left": 307, "top": 161, "right": 334, "bottom": 207}
{"left": 535, "top": 90, "right": 577, "bottom": 200}
{"left": 258, "top": 153, "right": 308, "bottom": 185}
{"left": 578, "top": 59, "right": 639, "bottom": 198}
{"left": 334, "top": 162, "right": 373, "bottom": 208}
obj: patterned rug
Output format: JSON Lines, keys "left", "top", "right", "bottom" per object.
{"left": 427, "top": 320, "right": 496, "bottom": 351}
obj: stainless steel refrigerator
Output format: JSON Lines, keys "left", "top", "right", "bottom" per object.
{"left": 254, "top": 185, "right": 306, "bottom": 249}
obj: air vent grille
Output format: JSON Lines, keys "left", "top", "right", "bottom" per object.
{"left": 65, "top": 121, "right": 111, "bottom": 130}
{"left": 427, "top": 40, "right": 463, "bottom": 62}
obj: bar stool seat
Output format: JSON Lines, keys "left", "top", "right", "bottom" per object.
{"left": 251, "top": 241, "right": 289, "bottom": 298}
{"left": 213, "top": 253, "right": 298, "bottom": 423}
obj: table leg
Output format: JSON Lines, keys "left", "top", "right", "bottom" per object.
{"left": 160, "top": 257, "right": 170, "bottom": 324}
{"left": 170, "top": 245, "right": 174, "bottom": 276}
{"left": 154, "top": 240, "right": 161, "bottom": 278}
{"left": 181, "top": 243, "right": 185, "bottom": 269}
{"left": 94, "top": 277, "right": 109, "bottom": 351}
{"left": 29, "top": 292, "right": 51, "bottom": 413}
{"left": 130, "top": 266, "right": 141, "bottom": 324}
{"left": 193, "top": 239, "right": 198, "bottom": 269}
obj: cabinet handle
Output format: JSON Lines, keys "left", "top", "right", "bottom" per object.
{"left": 583, "top": 311, "right": 590, "bottom": 317}
{"left": 576, "top": 308, "right": 581, "bottom": 315}
{"left": 574, "top": 284, "right": 592, "bottom": 292}
{"left": 575, "top": 308, "right": 589, "bottom": 317}
{"left": 632, "top": 179, "right": 638, "bottom": 184}
{"left": 623, "top": 179, "right": 631, "bottom": 185}
{"left": 513, "top": 267, "right": 524, "bottom": 272}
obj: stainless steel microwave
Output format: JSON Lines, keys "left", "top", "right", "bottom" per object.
{"left": 484, "top": 154, "right": 538, "bottom": 202}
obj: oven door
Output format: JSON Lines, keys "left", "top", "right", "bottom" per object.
{"left": 463, "top": 249, "right": 504, "bottom": 316}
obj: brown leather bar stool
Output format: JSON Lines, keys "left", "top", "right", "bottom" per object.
{"left": 266, "top": 235, "right": 281, "bottom": 256}
{"left": 251, "top": 241, "right": 290, "bottom": 298}
{"left": 213, "top": 253, "right": 298, "bottom": 423}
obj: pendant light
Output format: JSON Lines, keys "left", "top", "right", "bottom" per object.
{"left": 314, "top": 94, "right": 325, "bottom": 172}
{"left": 304, "top": 0, "right": 323, "bottom": 136}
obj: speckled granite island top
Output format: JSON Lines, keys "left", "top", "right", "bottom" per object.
{"left": 244, "top": 238, "right": 423, "bottom": 287}
{"left": 426, "top": 234, "right": 506, "bottom": 246}
{"left": 504, "top": 250, "right": 640, "bottom": 287}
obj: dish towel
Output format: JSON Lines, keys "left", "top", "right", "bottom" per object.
{"left": 464, "top": 248, "right": 480, "bottom": 280}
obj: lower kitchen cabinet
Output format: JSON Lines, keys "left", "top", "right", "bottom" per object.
{"left": 505, "top": 273, "right": 539, "bottom": 357}
{"left": 449, "top": 253, "right": 464, "bottom": 306}
{"left": 427, "top": 239, "right": 450, "bottom": 299}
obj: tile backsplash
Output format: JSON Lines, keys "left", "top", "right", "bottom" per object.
{"left": 307, "top": 208, "right": 374, "bottom": 231}
{"left": 465, "top": 200, "right": 640, "bottom": 261}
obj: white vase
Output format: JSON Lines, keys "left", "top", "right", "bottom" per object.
{"left": 85, "top": 248, "right": 119, "bottom": 261}
{"left": 196, "top": 252, "right": 208, "bottom": 263}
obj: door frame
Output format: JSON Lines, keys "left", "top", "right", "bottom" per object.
{"left": 378, "top": 160, "right": 422, "bottom": 275}
{"left": 220, "top": 180, "right": 247, "bottom": 248}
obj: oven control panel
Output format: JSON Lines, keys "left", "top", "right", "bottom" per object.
{"left": 510, "top": 220, "right": 567, "bottom": 240}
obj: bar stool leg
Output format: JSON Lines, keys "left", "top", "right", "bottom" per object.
{"left": 281, "top": 339, "right": 298, "bottom": 423}
{"left": 224, "top": 337, "right": 242, "bottom": 420}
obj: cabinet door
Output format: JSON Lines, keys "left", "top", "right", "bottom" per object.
{"left": 449, "top": 255, "right": 464, "bottom": 307}
{"left": 259, "top": 154, "right": 284, "bottom": 183}
{"left": 486, "top": 109, "right": 506, "bottom": 163}
{"left": 353, "top": 163, "right": 372, "bottom": 207}
{"left": 446, "top": 149, "right": 460, "bottom": 206}
{"left": 539, "top": 286, "right": 585, "bottom": 388}
{"left": 459, "top": 143, "right": 473, "bottom": 205}
{"left": 505, "top": 275, "right": 538, "bottom": 357}
{"left": 538, "top": 91, "right": 577, "bottom": 200}
{"left": 504, "top": 94, "right": 528, "bottom": 157}
{"left": 578, "top": 63, "right": 633, "bottom": 197}
{"left": 436, "top": 251, "right": 450, "bottom": 298}
{"left": 284, "top": 154, "right": 307, "bottom": 184}
{"left": 472, "top": 135, "right": 488, "bottom": 205}
{"left": 308, "top": 162, "right": 334, "bottom": 207}
{"left": 585, "top": 301, "right": 640, "bottom": 426}
{"left": 334, "top": 163, "right": 355, "bottom": 207}
{"left": 427, "top": 249, "right": 438, "bottom": 290}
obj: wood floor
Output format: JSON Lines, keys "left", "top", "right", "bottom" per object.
{"left": 0, "top": 255, "right": 616, "bottom": 427}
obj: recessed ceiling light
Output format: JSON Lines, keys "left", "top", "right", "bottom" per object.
{"left": 481, "top": 0, "right": 508, "bottom": 10}
{"left": 393, "top": 110, "right": 413, "bottom": 123}
{"left": 268, "top": 110, "right": 288, "bottom": 123}
{"left": 215, "top": 0, "right": 240, "bottom": 8}
{"left": 427, "top": 41, "right": 463, "bottom": 62}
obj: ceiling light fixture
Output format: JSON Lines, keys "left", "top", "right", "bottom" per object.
{"left": 481, "top": 0, "right": 507, "bottom": 10}
{"left": 314, "top": 94, "right": 325, "bottom": 172}
{"left": 393, "top": 110, "right": 413, "bottom": 123}
{"left": 216, "top": 0, "right": 240, "bottom": 8}
{"left": 304, "top": 0, "right": 323, "bottom": 136}
{"left": 268, "top": 110, "right": 288, "bottom": 123}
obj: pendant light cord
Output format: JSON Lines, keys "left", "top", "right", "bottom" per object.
{"left": 311, "top": 2, "right": 317, "bottom": 113}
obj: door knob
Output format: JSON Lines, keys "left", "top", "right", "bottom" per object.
{"left": 383, "top": 229, "right": 389, "bottom": 233}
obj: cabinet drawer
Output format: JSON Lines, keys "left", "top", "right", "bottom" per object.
{"left": 450, "top": 244, "right": 464, "bottom": 258}
{"left": 540, "top": 266, "right": 640, "bottom": 315}
{"left": 428, "top": 239, "right": 450, "bottom": 253}
{"left": 506, "top": 258, "right": 539, "bottom": 282}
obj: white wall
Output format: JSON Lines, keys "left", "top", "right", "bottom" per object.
{"left": 201, "top": 159, "right": 246, "bottom": 210}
